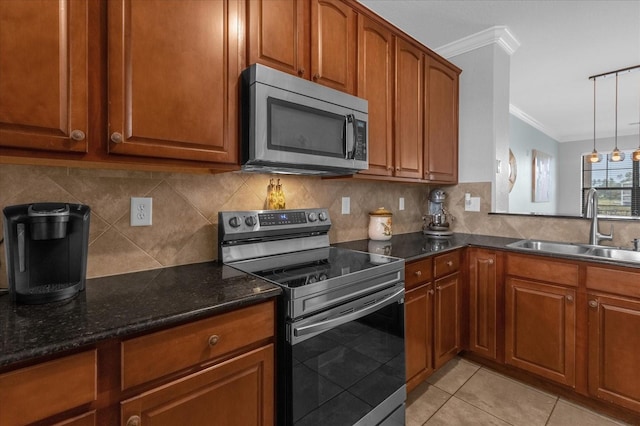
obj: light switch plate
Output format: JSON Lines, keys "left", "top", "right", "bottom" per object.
{"left": 465, "top": 197, "right": 481, "bottom": 212}
{"left": 399, "top": 197, "right": 405, "bottom": 211}
{"left": 342, "top": 197, "right": 350, "bottom": 215}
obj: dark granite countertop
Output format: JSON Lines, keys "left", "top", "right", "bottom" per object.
{"left": 334, "top": 232, "right": 519, "bottom": 261}
{"left": 334, "top": 231, "right": 640, "bottom": 270}
{"left": 0, "top": 262, "right": 280, "bottom": 369}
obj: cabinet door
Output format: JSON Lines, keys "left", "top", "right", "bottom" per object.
{"left": 0, "top": 0, "right": 88, "bottom": 153}
{"left": 434, "top": 273, "right": 461, "bottom": 369}
{"left": 310, "top": 0, "right": 356, "bottom": 94}
{"left": 108, "top": 0, "right": 240, "bottom": 164}
{"left": 424, "top": 55, "right": 459, "bottom": 183}
{"left": 405, "top": 283, "right": 434, "bottom": 392}
{"left": 247, "top": 0, "right": 309, "bottom": 79}
{"left": 394, "top": 37, "right": 423, "bottom": 179}
{"left": 121, "top": 344, "right": 274, "bottom": 426}
{"left": 357, "top": 16, "right": 393, "bottom": 177}
{"left": 588, "top": 294, "right": 640, "bottom": 412}
{"left": 468, "top": 250, "right": 497, "bottom": 360}
{"left": 505, "top": 278, "right": 576, "bottom": 387}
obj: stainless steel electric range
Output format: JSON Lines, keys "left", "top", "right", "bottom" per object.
{"left": 219, "top": 208, "right": 406, "bottom": 426}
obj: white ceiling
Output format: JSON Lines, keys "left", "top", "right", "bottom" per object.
{"left": 359, "top": 0, "right": 640, "bottom": 142}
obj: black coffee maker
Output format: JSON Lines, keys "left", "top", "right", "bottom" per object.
{"left": 3, "top": 203, "right": 90, "bottom": 304}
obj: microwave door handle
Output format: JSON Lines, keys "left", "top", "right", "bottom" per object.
{"left": 344, "top": 114, "right": 356, "bottom": 159}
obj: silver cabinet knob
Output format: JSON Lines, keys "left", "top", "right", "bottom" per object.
{"left": 414, "top": 270, "right": 422, "bottom": 277}
{"left": 566, "top": 295, "right": 574, "bottom": 302}
{"left": 110, "top": 132, "right": 124, "bottom": 143}
{"left": 70, "top": 129, "right": 85, "bottom": 141}
{"left": 488, "top": 258, "right": 494, "bottom": 265}
{"left": 588, "top": 300, "right": 598, "bottom": 308}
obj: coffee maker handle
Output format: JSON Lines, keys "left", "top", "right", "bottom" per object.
{"left": 17, "top": 223, "right": 25, "bottom": 272}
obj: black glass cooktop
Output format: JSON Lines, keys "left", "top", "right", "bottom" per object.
{"left": 229, "top": 247, "right": 401, "bottom": 289}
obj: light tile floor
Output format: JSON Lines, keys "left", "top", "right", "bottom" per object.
{"left": 407, "top": 357, "right": 631, "bottom": 426}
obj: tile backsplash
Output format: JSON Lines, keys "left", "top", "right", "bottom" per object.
{"left": 0, "top": 164, "right": 427, "bottom": 286}
{"left": 2, "top": 164, "right": 639, "bottom": 288}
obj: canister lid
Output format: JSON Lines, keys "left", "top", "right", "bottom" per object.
{"left": 369, "top": 207, "right": 392, "bottom": 216}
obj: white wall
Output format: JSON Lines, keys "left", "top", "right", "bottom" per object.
{"left": 447, "top": 44, "right": 511, "bottom": 211}
{"left": 509, "top": 115, "right": 559, "bottom": 214}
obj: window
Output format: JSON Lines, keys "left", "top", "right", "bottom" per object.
{"left": 582, "top": 150, "right": 640, "bottom": 216}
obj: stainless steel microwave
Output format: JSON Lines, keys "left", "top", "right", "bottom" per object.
{"left": 240, "top": 64, "right": 368, "bottom": 175}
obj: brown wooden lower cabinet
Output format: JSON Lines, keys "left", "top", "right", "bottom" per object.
{"left": 0, "top": 350, "right": 97, "bottom": 426}
{"left": 405, "top": 283, "right": 434, "bottom": 391}
{"left": 121, "top": 344, "right": 274, "bottom": 426}
{"left": 434, "top": 272, "right": 461, "bottom": 369}
{"left": 467, "top": 248, "right": 498, "bottom": 361}
{"left": 588, "top": 293, "right": 640, "bottom": 412}
{"left": 0, "top": 300, "right": 276, "bottom": 426}
{"left": 505, "top": 278, "right": 576, "bottom": 387}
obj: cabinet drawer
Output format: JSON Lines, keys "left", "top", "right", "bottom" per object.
{"left": 506, "top": 253, "right": 578, "bottom": 287}
{"left": 121, "top": 300, "right": 275, "bottom": 390}
{"left": 434, "top": 250, "right": 460, "bottom": 279}
{"left": 586, "top": 265, "right": 640, "bottom": 298}
{"left": 0, "top": 350, "right": 97, "bottom": 426}
{"left": 405, "top": 257, "right": 433, "bottom": 290}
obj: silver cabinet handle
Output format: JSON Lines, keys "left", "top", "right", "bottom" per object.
{"left": 111, "top": 132, "right": 123, "bottom": 143}
{"left": 487, "top": 258, "right": 494, "bottom": 265}
{"left": 70, "top": 129, "right": 85, "bottom": 141}
{"left": 588, "top": 300, "right": 598, "bottom": 308}
{"left": 293, "top": 288, "right": 404, "bottom": 338}
{"left": 566, "top": 295, "right": 574, "bottom": 302}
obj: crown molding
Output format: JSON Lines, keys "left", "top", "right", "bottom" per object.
{"left": 510, "top": 104, "right": 562, "bottom": 142}
{"left": 436, "top": 25, "right": 521, "bottom": 59}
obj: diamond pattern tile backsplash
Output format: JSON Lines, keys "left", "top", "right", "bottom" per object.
{"left": 2, "top": 163, "right": 639, "bottom": 288}
{"left": 0, "top": 164, "right": 428, "bottom": 285}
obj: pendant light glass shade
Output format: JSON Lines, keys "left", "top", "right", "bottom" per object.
{"left": 589, "top": 77, "right": 602, "bottom": 163}
{"left": 610, "top": 73, "right": 625, "bottom": 162}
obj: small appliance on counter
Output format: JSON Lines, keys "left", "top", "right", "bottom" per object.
{"left": 368, "top": 207, "right": 393, "bottom": 241}
{"left": 423, "top": 189, "right": 453, "bottom": 237}
{"left": 2, "top": 203, "right": 90, "bottom": 304}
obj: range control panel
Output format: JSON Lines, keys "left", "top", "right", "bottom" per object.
{"left": 219, "top": 208, "right": 331, "bottom": 241}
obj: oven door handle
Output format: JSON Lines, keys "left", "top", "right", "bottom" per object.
{"left": 293, "top": 288, "right": 404, "bottom": 338}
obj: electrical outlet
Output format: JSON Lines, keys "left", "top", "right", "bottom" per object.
{"left": 131, "top": 197, "right": 152, "bottom": 226}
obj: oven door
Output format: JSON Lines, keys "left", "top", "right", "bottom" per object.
{"left": 282, "top": 283, "right": 405, "bottom": 426}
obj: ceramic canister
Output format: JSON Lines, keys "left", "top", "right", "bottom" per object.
{"left": 368, "top": 207, "right": 393, "bottom": 241}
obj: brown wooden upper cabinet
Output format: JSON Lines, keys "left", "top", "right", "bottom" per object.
{"left": 0, "top": 0, "right": 89, "bottom": 153}
{"left": 394, "top": 38, "right": 424, "bottom": 179}
{"left": 107, "top": 0, "right": 240, "bottom": 164}
{"left": 424, "top": 56, "right": 459, "bottom": 183}
{"left": 356, "top": 15, "right": 394, "bottom": 177}
{"left": 354, "top": 11, "right": 460, "bottom": 183}
{"left": 247, "top": 0, "right": 357, "bottom": 94}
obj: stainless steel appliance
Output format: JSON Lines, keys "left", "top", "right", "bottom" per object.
{"left": 423, "top": 189, "right": 453, "bottom": 237}
{"left": 219, "top": 208, "right": 405, "bottom": 426}
{"left": 3, "top": 203, "right": 90, "bottom": 304}
{"left": 240, "top": 64, "right": 368, "bottom": 176}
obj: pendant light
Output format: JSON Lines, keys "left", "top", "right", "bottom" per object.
{"left": 610, "top": 72, "right": 625, "bottom": 162}
{"left": 588, "top": 77, "right": 602, "bottom": 163}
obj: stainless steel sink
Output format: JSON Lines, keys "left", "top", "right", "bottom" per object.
{"left": 506, "top": 239, "right": 640, "bottom": 264}
{"left": 506, "top": 240, "right": 592, "bottom": 255}
{"left": 587, "top": 247, "right": 640, "bottom": 262}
